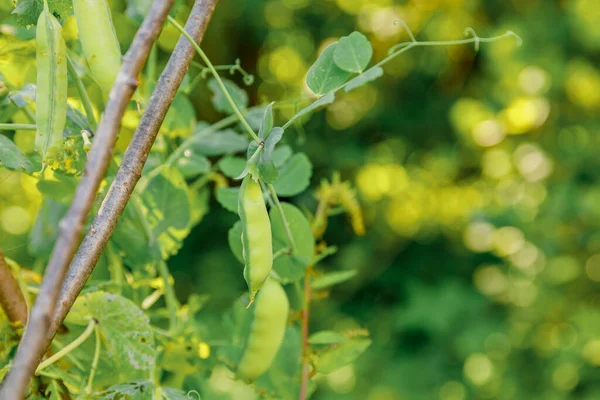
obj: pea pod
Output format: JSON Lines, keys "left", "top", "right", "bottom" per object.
{"left": 238, "top": 176, "right": 273, "bottom": 301}
{"left": 237, "top": 277, "right": 289, "bottom": 380}
{"left": 35, "top": 2, "right": 68, "bottom": 162}
{"left": 73, "top": 0, "right": 122, "bottom": 95}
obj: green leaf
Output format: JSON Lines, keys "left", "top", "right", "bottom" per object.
{"left": 273, "top": 145, "right": 293, "bottom": 168}
{"left": 258, "top": 127, "right": 284, "bottom": 183}
{"left": 141, "top": 167, "right": 191, "bottom": 259}
{"left": 163, "top": 93, "right": 196, "bottom": 138}
{"left": 273, "top": 153, "right": 312, "bottom": 197}
{"left": 286, "top": 92, "right": 335, "bottom": 127}
{"left": 111, "top": 202, "right": 157, "bottom": 267}
{"left": 228, "top": 220, "right": 244, "bottom": 264}
{"left": 344, "top": 66, "right": 384, "bottom": 93}
{"left": 258, "top": 102, "right": 275, "bottom": 140}
{"left": 270, "top": 203, "right": 315, "bottom": 283}
{"left": 176, "top": 152, "right": 211, "bottom": 179}
{"left": 162, "top": 387, "right": 191, "bottom": 400}
{"left": 207, "top": 78, "right": 248, "bottom": 114}
{"left": 317, "top": 338, "right": 371, "bottom": 374}
{"left": 308, "top": 331, "right": 348, "bottom": 345}
{"left": 98, "top": 380, "right": 154, "bottom": 399}
{"left": 216, "top": 186, "right": 239, "bottom": 214}
{"left": 36, "top": 173, "right": 78, "bottom": 205}
{"left": 188, "top": 185, "right": 210, "bottom": 227}
{"left": 311, "top": 269, "right": 358, "bottom": 290}
{"left": 66, "top": 292, "right": 156, "bottom": 375}
{"left": 334, "top": 32, "right": 373, "bottom": 73}
{"left": 306, "top": 43, "right": 351, "bottom": 95}
{"left": 28, "top": 199, "right": 67, "bottom": 258}
{"left": 218, "top": 156, "right": 246, "bottom": 178}
{"left": 0, "top": 134, "right": 36, "bottom": 173}
{"left": 12, "top": 0, "right": 74, "bottom": 27}
{"left": 188, "top": 129, "right": 249, "bottom": 156}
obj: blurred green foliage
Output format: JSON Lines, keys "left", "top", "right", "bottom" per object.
{"left": 2, "top": 0, "right": 600, "bottom": 399}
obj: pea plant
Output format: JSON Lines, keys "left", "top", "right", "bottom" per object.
{"left": 0, "top": 0, "right": 520, "bottom": 398}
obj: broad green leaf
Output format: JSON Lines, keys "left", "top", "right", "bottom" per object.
{"left": 98, "top": 380, "right": 154, "bottom": 399}
{"left": 273, "top": 145, "right": 293, "bottom": 168}
{"left": 13, "top": 0, "right": 74, "bottom": 27}
{"left": 66, "top": 292, "right": 156, "bottom": 375}
{"left": 208, "top": 78, "right": 248, "bottom": 114}
{"left": 28, "top": 199, "right": 67, "bottom": 258}
{"left": 8, "top": 84, "right": 36, "bottom": 107}
{"left": 317, "top": 338, "right": 371, "bottom": 374}
{"left": 36, "top": 172, "right": 78, "bottom": 205}
{"left": 0, "top": 134, "right": 36, "bottom": 173}
{"left": 258, "top": 127, "right": 284, "bottom": 183}
{"left": 333, "top": 32, "right": 373, "bottom": 73}
{"left": 218, "top": 156, "right": 246, "bottom": 178}
{"left": 311, "top": 269, "right": 358, "bottom": 290}
{"left": 141, "top": 167, "right": 191, "bottom": 259}
{"left": 162, "top": 93, "right": 196, "bottom": 138}
{"left": 228, "top": 220, "right": 244, "bottom": 264}
{"left": 306, "top": 43, "right": 351, "bottom": 95}
{"left": 176, "top": 152, "right": 211, "bottom": 178}
{"left": 216, "top": 186, "right": 239, "bottom": 214}
{"left": 286, "top": 92, "right": 335, "bottom": 127}
{"left": 111, "top": 202, "right": 157, "bottom": 267}
{"left": 270, "top": 202, "right": 315, "bottom": 283}
{"left": 259, "top": 102, "right": 275, "bottom": 140}
{"left": 344, "top": 66, "right": 384, "bottom": 92}
{"left": 188, "top": 129, "right": 249, "bottom": 156}
{"left": 273, "top": 153, "right": 312, "bottom": 197}
{"left": 162, "top": 387, "right": 191, "bottom": 400}
{"left": 308, "top": 331, "right": 348, "bottom": 345}
{"left": 189, "top": 185, "right": 210, "bottom": 227}
{"left": 44, "top": 380, "right": 66, "bottom": 400}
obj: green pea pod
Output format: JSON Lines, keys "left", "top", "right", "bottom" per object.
{"left": 238, "top": 176, "right": 273, "bottom": 302}
{"left": 35, "top": 2, "right": 68, "bottom": 162}
{"left": 237, "top": 277, "right": 289, "bottom": 380}
{"left": 73, "top": 0, "right": 122, "bottom": 95}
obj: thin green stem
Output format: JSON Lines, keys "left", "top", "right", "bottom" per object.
{"left": 267, "top": 184, "right": 297, "bottom": 254}
{"left": 85, "top": 325, "right": 101, "bottom": 395}
{"left": 282, "top": 31, "right": 520, "bottom": 130}
{"left": 0, "top": 123, "right": 36, "bottom": 131}
{"left": 157, "top": 260, "right": 179, "bottom": 332}
{"left": 273, "top": 247, "right": 291, "bottom": 260}
{"left": 167, "top": 16, "right": 260, "bottom": 143}
{"left": 66, "top": 54, "right": 97, "bottom": 130}
{"left": 36, "top": 318, "right": 97, "bottom": 374}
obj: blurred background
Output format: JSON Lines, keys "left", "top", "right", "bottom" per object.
{"left": 3, "top": 0, "right": 600, "bottom": 398}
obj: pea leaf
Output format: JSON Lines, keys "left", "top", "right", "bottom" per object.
{"left": 273, "top": 145, "right": 293, "bottom": 168}
{"left": 273, "top": 153, "right": 312, "bottom": 197}
{"left": 344, "top": 66, "right": 384, "bottom": 92}
{"left": 259, "top": 102, "right": 275, "bottom": 141}
{"left": 176, "top": 152, "right": 211, "bottom": 179}
{"left": 308, "top": 331, "right": 348, "bottom": 345}
{"left": 98, "top": 379, "right": 154, "bottom": 399}
{"left": 270, "top": 202, "right": 315, "bottom": 283}
{"left": 187, "top": 129, "right": 249, "bottom": 156}
{"left": 140, "top": 167, "right": 191, "bottom": 259}
{"left": 258, "top": 127, "right": 284, "bottom": 183}
{"left": 286, "top": 92, "right": 335, "bottom": 127}
{"left": 208, "top": 78, "right": 248, "bottom": 114}
{"left": 66, "top": 292, "right": 156, "bottom": 376}
{"left": 228, "top": 220, "right": 244, "bottom": 264}
{"left": 311, "top": 269, "right": 358, "bottom": 290}
{"left": 317, "top": 338, "right": 371, "bottom": 374}
{"left": 333, "top": 32, "right": 373, "bottom": 73}
{"left": 0, "top": 134, "right": 36, "bottom": 174}
{"left": 306, "top": 43, "right": 351, "bottom": 95}
{"left": 162, "top": 387, "right": 191, "bottom": 400}
{"left": 218, "top": 156, "right": 246, "bottom": 178}
{"left": 12, "top": 0, "right": 74, "bottom": 27}
{"left": 162, "top": 93, "right": 196, "bottom": 138}
{"left": 28, "top": 199, "right": 67, "bottom": 258}
{"left": 111, "top": 202, "right": 157, "bottom": 267}
{"left": 36, "top": 172, "right": 78, "bottom": 205}
{"left": 216, "top": 186, "right": 239, "bottom": 214}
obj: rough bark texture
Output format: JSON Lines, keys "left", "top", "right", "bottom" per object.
{"left": 0, "top": 1, "right": 176, "bottom": 397}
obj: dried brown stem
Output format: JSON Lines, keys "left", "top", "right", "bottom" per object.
{"left": 0, "top": 250, "right": 27, "bottom": 326}
{"left": 0, "top": 1, "right": 175, "bottom": 397}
